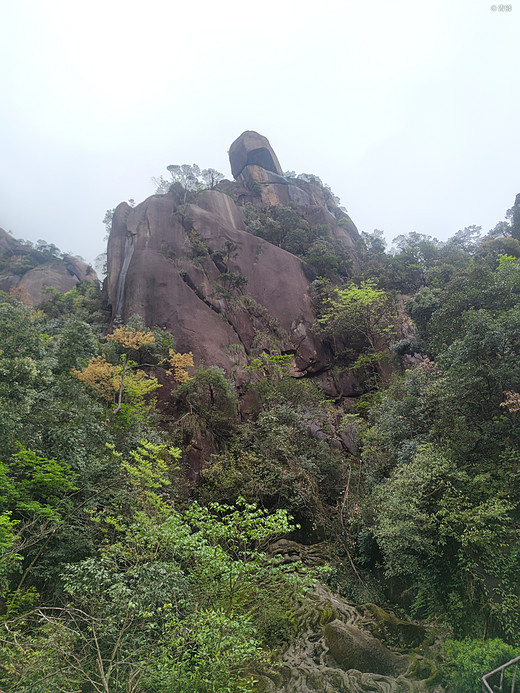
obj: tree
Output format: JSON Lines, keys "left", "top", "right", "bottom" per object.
{"left": 450, "top": 225, "right": 482, "bottom": 252}
{"left": 153, "top": 164, "right": 225, "bottom": 201}
{"left": 164, "top": 350, "right": 194, "bottom": 383}
{"left": 72, "top": 326, "right": 160, "bottom": 422}
{"left": 0, "top": 445, "right": 79, "bottom": 614}
{"left": 0, "top": 443, "right": 306, "bottom": 693}
{"left": 201, "top": 167, "right": 225, "bottom": 189}
{"left": 372, "top": 444, "right": 518, "bottom": 636}
{"left": 171, "top": 366, "right": 237, "bottom": 442}
{"left": 508, "top": 192, "right": 520, "bottom": 240}
{"left": 316, "top": 280, "right": 397, "bottom": 362}
{"left": 442, "top": 638, "right": 518, "bottom": 693}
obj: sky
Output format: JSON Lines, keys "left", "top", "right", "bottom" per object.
{"left": 1, "top": 0, "right": 519, "bottom": 269}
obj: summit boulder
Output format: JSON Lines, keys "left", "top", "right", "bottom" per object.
{"left": 228, "top": 130, "right": 283, "bottom": 179}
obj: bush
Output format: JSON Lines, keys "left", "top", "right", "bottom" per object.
{"left": 442, "top": 638, "right": 518, "bottom": 693}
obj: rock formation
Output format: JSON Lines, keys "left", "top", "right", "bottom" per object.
{"left": 105, "top": 132, "right": 361, "bottom": 386}
{"left": 228, "top": 130, "right": 283, "bottom": 178}
{"left": 256, "top": 577, "right": 441, "bottom": 693}
{"left": 0, "top": 228, "right": 97, "bottom": 305}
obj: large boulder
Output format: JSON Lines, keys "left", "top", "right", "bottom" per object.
{"left": 228, "top": 130, "right": 283, "bottom": 178}
{"left": 106, "top": 189, "right": 326, "bottom": 376}
{"left": 324, "top": 619, "right": 408, "bottom": 676}
{"left": 230, "top": 132, "right": 361, "bottom": 260}
{"left": 17, "top": 263, "right": 93, "bottom": 305}
{"left": 105, "top": 132, "right": 361, "bottom": 385}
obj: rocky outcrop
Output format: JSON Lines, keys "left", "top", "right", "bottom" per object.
{"left": 230, "top": 132, "right": 360, "bottom": 258}
{"left": 105, "top": 132, "right": 361, "bottom": 382}
{"left": 229, "top": 130, "right": 283, "bottom": 178}
{"left": 106, "top": 190, "right": 324, "bottom": 376}
{"left": 0, "top": 229, "right": 97, "bottom": 305}
{"left": 259, "top": 581, "right": 442, "bottom": 693}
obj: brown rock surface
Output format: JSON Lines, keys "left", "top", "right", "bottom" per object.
{"left": 106, "top": 132, "right": 361, "bottom": 382}
{"left": 18, "top": 264, "right": 89, "bottom": 305}
{"left": 229, "top": 130, "right": 283, "bottom": 178}
{"left": 0, "top": 229, "right": 97, "bottom": 305}
{"left": 106, "top": 189, "right": 326, "bottom": 375}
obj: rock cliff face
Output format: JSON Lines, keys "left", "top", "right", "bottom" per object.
{"left": 105, "top": 132, "right": 360, "bottom": 383}
{"left": 0, "top": 229, "right": 97, "bottom": 305}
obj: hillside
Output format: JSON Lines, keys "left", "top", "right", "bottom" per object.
{"left": 1, "top": 137, "right": 520, "bottom": 692}
{"left": 0, "top": 229, "right": 97, "bottom": 305}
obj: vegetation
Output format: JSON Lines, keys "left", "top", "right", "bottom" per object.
{"left": 0, "top": 235, "right": 91, "bottom": 277}
{"left": 2, "top": 186, "right": 520, "bottom": 689}
{"left": 244, "top": 204, "right": 352, "bottom": 280}
{"left": 153, "top": 164, "right": 225, "bottom": 202}
{"left": 0, "top": 292, "right": 309, "bottom": 692}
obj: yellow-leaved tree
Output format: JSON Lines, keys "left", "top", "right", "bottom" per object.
{"left": 164, "top": 349, "right": 194, "bottom": 384}
{"left": 73, "top": 327, "right": 159, "bottom": 422}
{"left": 72, "top": 326, "right": 195, "bottom": 423}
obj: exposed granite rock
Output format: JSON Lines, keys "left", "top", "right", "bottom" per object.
{"left": 324, "top": 619, "right": 407, "bottom": 676}
{"left": 229, "top": 130, "right": 283, "bottom": 178}
{"left": 0, "top": 229, "right": 97, "bottom": 305}
{"left": 106, "top": 190, "right": 325, "bottom": 375}
{"left": 362, "top": 603, "right": 426, "bottom": 649}
{"left": 105, "top": 132, "right": 361, "bottom": 384}
{"left": 17, "top": 262, "right": 92, "bottom": 305}
{"left": 259, "top": 581, "right": 443, "bottom": 692}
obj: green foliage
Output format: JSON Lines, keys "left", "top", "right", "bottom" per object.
{"left": 186, "top": 228, "right": 209, "bottom": 261}
{"left": 357, "top": 229, "right": 472, "bottom": 293}
{"left": 244, "top": 351, "right": 293, "bottom": 381}
{"left": 405, "top": 286, "right": 441, "bottom": 341}
{"left": 39, "top": 281, "right": 103, "bottom": 323}
{"left": 0, "top": 444, "right": 306, "bottom": 692}
{"left": 442, "top": 638, "right": 518, "bottom": 693}
{"left": 171, "top": 366, "right": 238, "bottom": 443}
{"left": 213, "top": 271, "right": 248, "bottom": 299}
{"left": 202, "top": 390, "right": 342, "bottom": 531}
{"left": 245, "top": 204, "right": 313, "bottom": 250}
{"left": 0, "top": 300, "right": 56, "bottom": 457}
{"left": 146, "top": 609, "right": 263, "bottom": 693}
{"left": 53, "top": 317, "right": 99, "bottom": 372}
{"left": 362, "top": 252, "right": 520, "bottom": 638}
{"left": 316, "top": 280, "right": 397, "bottom": 370}
{"left": 0, "top": 237, "right": 67, "bottom": 276}
{"left": 244, "top": 204, "right": 351, "bottom": 279}
{"left": 410, "top": 254, "right": 520, "bottom": 356}
{"left": 304, "top": 238, "right": 352, "bottom": 279}
{"left": 153, "top": 163, "right": 224, "bottom": 201}
{"left": 4, "top": 445, "right": 78, "bottom": 522}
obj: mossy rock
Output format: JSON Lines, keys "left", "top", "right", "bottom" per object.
{"left": 363, "top": 603, "right": 426, "bottom": 648}
{"left": 407, "top": 653, "right": 443, "bottom": 689}
{"left": 324, "top": 619, "right": 408, "bottom": 676}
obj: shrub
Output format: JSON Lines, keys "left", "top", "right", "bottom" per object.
{"left": 442, "top": 638, "right": 518, "bottom": 693}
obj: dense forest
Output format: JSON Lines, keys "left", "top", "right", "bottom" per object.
{"left": 1, "top": 183, "right": 520, "bottom": 692}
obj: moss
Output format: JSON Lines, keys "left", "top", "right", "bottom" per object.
{"left": 407, "top": 652, "right": 442, "bottom": 686}
{"left": 319, "top": 605, "right": 337, "bottom": 626}
{"left": 364, "top": 603, "right": 426, "bottom": 648}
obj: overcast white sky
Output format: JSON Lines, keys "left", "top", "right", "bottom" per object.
{"left": 1, "top": 0, "right": 519, "bottom": 267}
